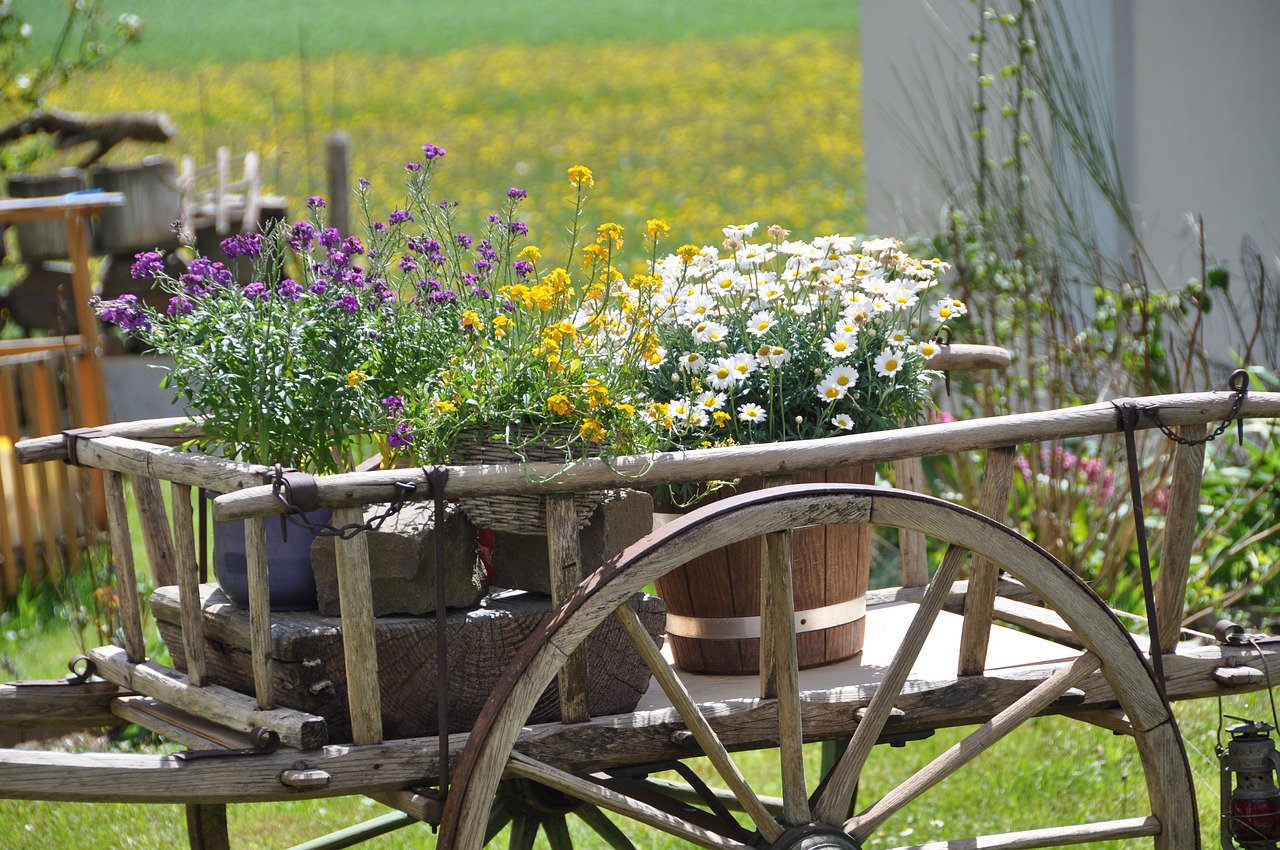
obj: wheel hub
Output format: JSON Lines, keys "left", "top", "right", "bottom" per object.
{"left": 772, "top": 823, "right": 862, "bottom": 850}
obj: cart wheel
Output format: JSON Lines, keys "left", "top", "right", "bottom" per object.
{"left": 442, "top": 485, "right": 1198, "bottom": 849}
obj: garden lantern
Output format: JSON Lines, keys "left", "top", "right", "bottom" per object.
{"left": 1220, "top": 721, "right": 1280, "bottom": 849}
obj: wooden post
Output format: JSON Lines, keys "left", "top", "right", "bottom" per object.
{"left": 170, "top": 483, "right": 208, "bottom": 687}
{"left": 958, "top": 446, "right": 1016, "bottom": 677}
{"left": 327, "top": 131, "right": 351, "bottom": 236}
{"left": 244, "top": 515, "right": 274, "bottom": 710}
{"left": 133, "top": 475, "right": 178, "bottom": 588}
{"left": 103, "top": 470, "right": 146, "bottom": 663}
{"left": 894, "top": 457, "right": 930, "bottom": 586}
{"left": 546, "top": 494, "right": 589, "bottom": 724}
{"left": 1155, "top": 424, "right": 1207, "bottom": 652}
{"left": 332, "top": 506, "right": 384, "bottom": 745}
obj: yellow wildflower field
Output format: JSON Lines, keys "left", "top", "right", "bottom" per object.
{"left": 49, "top": 34, "right": 862, "bottom": 248}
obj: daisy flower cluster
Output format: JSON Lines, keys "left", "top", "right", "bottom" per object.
{"left": 642, "top": 222, "right": 966, "bottom": 446}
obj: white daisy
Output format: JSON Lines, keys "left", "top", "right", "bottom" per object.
{"left": 874, "top": 347, "right": 906, "bottom": 377}
{"left": 918, "top": 339, "right": 940, "bottom": 360}
{"left": 756, "top": 344, "right": 791, "bottom": 367}
{"left": 816, "top": 377, "right": 846, "bottom": 403}
{"left": 746, "top": 309, "right": 776, "bottom": 336}
{"left": 823, "top": 331, "right": 857, "bottom": 359}
{"left": 738, "top": 402, "right": 767, "bottom": 423}
{"left": 825, "top": 365, "right": 859, "bottom": 390}
{"left": 832, "top": 413, "right": 855, "bottom": 431}
{"left": 706, "top": 357, "right": 740, "bottom": 390}
{"left": 929, "top": 300, "right": 956, "bottom": 323}
{"left": 728, "top": 353, "right": 757, "bottom": 380}
{"left": 679, "top": 352, "right": 706, "bottom": 373}
{"left": 722, "top": 222, "right": 759, "bottom": 240}
{"left": 696, "top": 390, "right": 727, "bottom": 412}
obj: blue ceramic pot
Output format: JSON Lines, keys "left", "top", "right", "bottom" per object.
{"left": 212, "top": 507, "right": 331, "bottom": 611}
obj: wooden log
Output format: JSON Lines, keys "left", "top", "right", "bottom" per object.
{"left": 927, "top": 343, "right": 1012, "bottom": 373}
{"left": 546, "top": 494, "right": 589, "bottom": 724}
{"left": 958, "top": 445, "right": 1017, "bottom": 676}
{"left": 0, "top": 680, "right": 126, "bottom": 730}
{"left": 89, "top": 644, "right": 327, "bottom": 751}
{"left": 763, "top": 528, "right": 810, "bottom": 826}
{"left": 213, "top": 391, "right": 1280, "bottom": 521}
{"left": 14, "top": 416, "right": 203, "bottom": 464}
{"left": 1155, "top": 424, "right": 1207, "bottom": 652}
{"left": 332, "top": 505, "right": 384, "bottom": 745}
{"left": 151, "top": 584, "right": 665, "bottom": 742}
{"left": 103, "top": 470, "right": 146, "bottom": 662}
{"left": 52, "top": 434, "right": 263, "bottom": 492}
{"left": 0, "top": 108, "right": 176, "bottom": 167}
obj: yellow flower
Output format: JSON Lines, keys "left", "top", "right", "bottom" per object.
{"left": 461, "top": 310, "right": 484, "bottom": 331}
{"left": 491, "top": 314, "right": 513, "bottom": 338}
{"left": 432, "top": 399, "right": 457, "bottom": 413}
{"left": 346, "top": 369, "right": 369, "bottom": 387}
{"left": 517, "top": 245, "right": 542, "bottom": 262}
{"left": 567, "top": 165, "right": 594, "bottom": 188}
{"left": 646, "top": 219, "right": 670, "bottom": 240}
{"left": 547, "top": 394, "right": 572, "bottom": 416}
{"left": 676, "top": 244, "right": 701, "bottom": 265}
{"left": 712, "top": 410, "right": 732, "bottom": 427}
{"left": 582, "top": 243, "right": 608, "bottom": 266}
{"left": 579, "top": 418, "right": 607, "bottom": 443}
{"left": 596, "top": 222, "right": 623, "bottom": 247}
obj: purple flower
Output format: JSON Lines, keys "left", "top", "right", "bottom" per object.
{"left": 476, "top": 239, "right": 498, "bottom": 262}
{"left": 319, "top": 227, "right": 342, "bottom": 249}
{"left": 337, "top": 293, "right": 360, "bottom": 314}
{"left": 388, "top": 209, "right": 413, "bottom": 226}
{"left": 471, "top": 286, "right": 491, "bottom": 299}
{"left": 180, "top": 274, "right": 210, "bottom": 297}
{"left": 167, "top": 295, "right": 193, "bottom": 316}
{"left": 290, "top": 220, "right": 317, "bottom": 251}
{"left": 508, "top": 220, "right": 529, "bottom": 236}
{"left": 357, "top": 177, "right": 370, "bottom": 188}
{"left": 428, "top": 290, "right": 459, "bottom": 305}
{"left": 405, "top": 161, "right": 422, "bottom": 173}
{"left": 513, "top": 259, "right": 535, "bottom": 277}
{"left": 421, "top": 143, "right": 446, "bottom": 160}
{"left": 387, "top": 421, "right": 415, "bottom": 449}
{"left": 474, "top": 260, "right": 493, "bottom": 277}
{"left": 399, "top": 256, "right": 418, "bottom": 273}
{"left": 278, "top": 278, "right": 304, "bottom": 301}
{"left": 382, "top": 394, "right": 406, "bottom": 416}
{"left": 309, "top": 279, "right": 329, "bottom": 295}
{"left": 188, "top": 257, "right": 233, "bottom": 287}
{"left": 94, "top": 294, "right": 151, "bottom": 333}
{"left": 306, "top": 196, "right": 326, "bottom": 209}
{"left": 221, "top": 232, "right": 264, "bottom": 258}
{"left": 455, "top": 232, "right": 473, "bottom": 250}
{"left": 372, "top": 221, "right": 387, "bottom": 234}
{"left": 342, "top": 237, "right": 366, "bottom": 256}
{"left": 244, "top": 282, "right": 268, "bottom": 301}
{"left": 487, "top": 213, "right": 503, "bottom": 226}
{"left": 131, "top": 250, "right": 165, "bottom": 281}
{"left": 507, "top": 187, "right": 527, "bottom": 201}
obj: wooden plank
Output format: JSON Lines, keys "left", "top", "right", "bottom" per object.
{"left": 244, "top": 515, "right": 273, "bottom": 710}
{"left": 60, "top": 434, "right": 264, "bottom": 492}
{"left": 18, "top": 362, "right": 54, "bottom": 582}
{"left": 332, "top": 505, "right": 384, "bottom": 745}
{"left": 103, "top": 470, "right": 146, "bottom": 662}
{"left": 112, "top": 696, "right": 261, "bottom": 750}
{"left": 0, "top": 375, "right": 18, "bottom": 597}
{"left": 170, "top": 483, "right": 208, "bottom": 686}
{"left": 546, "top": 493, "right": 589, "bottom": 724}
{"left": 133, "top": 474, "right": 178, "bottom": 588}
{"left": 34, "top": 358, "right": 77, "bottom": 576}
{"left": 1155, "top": 424, "right": 1206, "bottom": 652}
{"left": 212, "top": 390, "right": 1280, "bottom": 521}
{"left": 959, "top": 446, "right": 1017, "bottom": 675}
{"left": 894, "top": 457, "right": 929, "bottom": 586}
{"left": 365, "top": 789, "right": 444, "bottom": 825}
{"left": 89, "top": 645, "right": 327, "bottom": 751}
{"left": 185, "top": 803, "right": 230, "bottom": 850}
{"left": 892, "top": 817, "right": 1160, "bottom": 849}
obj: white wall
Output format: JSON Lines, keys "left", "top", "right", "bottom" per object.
{"left": 861, "top": 0, "right": 1280, "bottom": 364}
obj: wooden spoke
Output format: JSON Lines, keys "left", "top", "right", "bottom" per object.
{"left": 848, "top": 652, "right": 1103, "bottom": 840}
{"left": 761, "top": 528, "right": 810, "bottom": 825}
{"left": 508, "top": 811, "right": 539, "bottom": 850}
{"left": 813, "top": 542, "right": 970, "bottom": 825}
{"left": 879, "top": 815, "right": 1160, "bottom": 849}
{"left": 484, "top": 794, "right": 515, "bottom": 845}
{"left": 575, "top": 804, "right": 639, "bottom": 850}
{"left": 506, "top": 752, "right": 751, "bottom": 850}
{"left": 612, "top": 604, "right": 782, "bottom": 841}
{"left": 542, "top": 814, "right": 573, "bottom": 850}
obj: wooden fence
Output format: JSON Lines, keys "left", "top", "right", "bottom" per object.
{"left": 0, "top": 337, "right": 106, "bottom": 606}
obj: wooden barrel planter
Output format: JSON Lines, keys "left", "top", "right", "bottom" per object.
{"left": 6, "top": 168, "right": 88, "bottom": 261}
{"left": 654, "top": 463, "right": 874, "bottom": 675}
{"left": 89, "top": 157, "right": 182, "bottom": 254}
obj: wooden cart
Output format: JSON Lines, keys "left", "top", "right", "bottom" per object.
{"left": 3, "top": 380, "right": 1280, "bottom": 849}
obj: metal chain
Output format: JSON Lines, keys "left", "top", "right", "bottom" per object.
{"left": 1150, "top": 368, "right": 1250, "bottom": 446}
{"left": 268, "top": 464, "right": 418, "bottom": 540}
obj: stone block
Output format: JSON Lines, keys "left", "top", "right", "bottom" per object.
{"left": 310, "top": 500, "right": 485, "bottom": 617}
{"left": 489, "top": 489, "right": 654, "bottom": 593}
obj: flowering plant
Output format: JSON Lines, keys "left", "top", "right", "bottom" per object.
{"left": 94, "top": 146, "right": 662, "bottom": 472}
{"left": 642, "top": 223, "right": 964, "bottom": 447}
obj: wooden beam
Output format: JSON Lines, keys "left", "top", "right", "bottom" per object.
{"left": 958, "top": 446, "right": 1016, "bottom": 676}
{"left": 1155, "top": 424, "right": 1206, "bottom": 652}
{"left": 332, "top": 505, "right": 383, "bottom": 745}
{"left": 546, "top": 494, "right": 589, "bottom": 724}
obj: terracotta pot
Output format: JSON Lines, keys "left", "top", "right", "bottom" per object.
{"left": 654, "top": 463, "right": 874, "bottom": 675}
